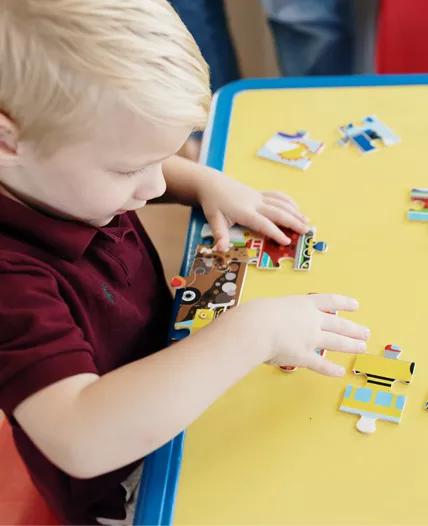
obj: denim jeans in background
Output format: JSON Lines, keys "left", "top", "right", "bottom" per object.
{"left": 168, "top": 0, "right": 241, "bottom": 140}
{"left": 168, "top": 0, "right": 241, "bottom": 94}
{"left": 260, "top": 0, "right": 356, "bottom": 76}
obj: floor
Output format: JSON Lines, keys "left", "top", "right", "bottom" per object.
{"left": 137, "top": 204, "right": 191, "bottom": 285}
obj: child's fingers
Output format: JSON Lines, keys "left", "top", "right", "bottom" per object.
{"left": 311, "top": 293, "right": 360, "bottom": 313}
{"left": 262, "top": 191, "right": 299, "bottom": 209}
{"left": 258, "top": 204, "right": 309, "bottom": 235}
{"left": 206, "top": 211, "right": 230, "bottom": 251}
{"left": 320, "top": 313, "right": 370, "bottom": 341}
{"left": 245, "top": 214, "right": 292, "bottom": 245}
{"left": 262, "top": 197, "right": 308, "bottom": 223}
{"left": 216, "top": 237, "right": 230, "bottom": 252}
{"left": 317, "top": 331, "right": 367, "bottom": 354}
{"left": 305, "top": 353, "right": 345, "bottom": 377}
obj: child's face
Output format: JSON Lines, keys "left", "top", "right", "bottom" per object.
{"left": 0, "top": 108, "right": 192, "bottom": 227}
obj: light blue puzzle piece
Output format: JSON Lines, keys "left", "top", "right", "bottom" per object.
{"left": 354, "top": 387, "right": 373, "bottom": 403}
{"left": 407, "top": 211, "right": 428, "bottom": 222}
{"left": 337, "top": 115, "right": 400, "bottom": 154}
{"left": 395, "top": 395, "right": 406, "bottom": 411}
{"left": 374, "top": 391, "right": 393, "bottom": 407}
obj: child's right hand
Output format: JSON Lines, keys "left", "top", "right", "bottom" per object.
{"left": 237, "top": 294, "right": 369, "bottom": 377}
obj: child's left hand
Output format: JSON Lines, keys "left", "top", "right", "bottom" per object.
{"left": 197, "top": 170, "right": 309, "bottom": 251}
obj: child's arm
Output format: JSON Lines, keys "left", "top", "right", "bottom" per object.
{"left": 157, "top": 155, "right": 309, "bottom": 250}
{"left": 154, "top": 154, "right": 204, "bottom": 206}
{"left": 14, "top": 294, "right": 368, "bottom": 479}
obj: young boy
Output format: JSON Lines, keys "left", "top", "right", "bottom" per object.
{"left": 0, "top": 1, "right": 370, "bottom": 524}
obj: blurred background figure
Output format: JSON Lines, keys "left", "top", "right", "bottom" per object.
{"left": 260, "top": 0, "right": 355, "bottom": 76}
{"left": 169, "top": 0, "right": 241, "bottom": 160}
{"left": 170, "top": 0, "right": 380, "bottom": 160}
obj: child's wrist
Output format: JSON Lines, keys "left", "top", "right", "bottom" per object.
{"left": 224, "top": 303, "right": 274, "bottom": 365}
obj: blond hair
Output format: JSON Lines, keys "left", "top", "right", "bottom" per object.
{"left": 0, "top": 0, "right": 211, "bottom": 151}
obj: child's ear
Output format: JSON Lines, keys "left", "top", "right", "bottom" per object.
{"left": 0, "top": 113, "right": 19, "bottom": 166}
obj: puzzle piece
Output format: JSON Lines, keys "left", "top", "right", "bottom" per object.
{"left": 280, "top": 300, "right": 336, "bottom": 372}
{"left": 171, "top": 245, "right": 249, "bottom": 338}
{"left": 201, "top": 224, "right": 328, "bottom": 271}
{"left": 258, "top": 226, "right": 328, "bottom": 271}
{"left": 201, "top": 224, "right": 263, "bottom": 264}
{"left": 257, "top": 130, "right": 324, "bottom": 170}
{"left": 174, "top": 308, "right": 215, "bottom": 335}
{"left": 340, "top": 344, "right": 415, "bottom": 434}
{"left": 407, "top": 188, "right": 428, "bottom": 222}
{"left": 337, "top": 115, "right": 400, "bottom": 154}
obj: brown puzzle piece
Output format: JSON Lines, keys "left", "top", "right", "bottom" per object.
{"left": 172, "top": 245, "right": 248, "bottom": 337}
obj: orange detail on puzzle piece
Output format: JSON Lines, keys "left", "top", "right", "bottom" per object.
{"left": 171, "top": 276, "right": 186, "bottom": 289}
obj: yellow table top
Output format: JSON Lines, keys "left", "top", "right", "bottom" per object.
{"left": 174, "top": 80, "right": 428, "bottom": 525}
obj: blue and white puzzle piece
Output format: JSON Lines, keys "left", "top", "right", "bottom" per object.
{"left": 337, "top": 115, "right": 400, "bottom": 154}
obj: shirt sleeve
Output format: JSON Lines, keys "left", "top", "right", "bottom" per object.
{"left": 0, "top": 255, "right": 99, "bottom": 418}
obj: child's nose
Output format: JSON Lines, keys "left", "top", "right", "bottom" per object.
{"left": 133, "top": 168, "right": 166, "bottom": 202}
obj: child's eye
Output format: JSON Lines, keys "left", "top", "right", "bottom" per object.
{"left": 117, "top": 168, "right": 147, "bottom": 177}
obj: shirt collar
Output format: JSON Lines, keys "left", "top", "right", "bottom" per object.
{"left": 0, "top": 193, "right": 104, "bottom": 262}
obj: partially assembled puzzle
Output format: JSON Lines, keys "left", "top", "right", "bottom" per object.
{"left": 337, "top": 115, "right": 400, "bottom": 154}
{"left": 407, "top": 188, "right": 428, "bottom": 222}
{"left": 340, "top": 344, "right": 415, "bottom": 434}
{"left": 171, "top": 224, "right": 328, "bottom": 341}
{"left": 201, "top": 224, "right": 328, "bottom": 271}
{"left": 171, "top": 244, "right": 248, "bottom": 339}
{"left": 257, "top": 130, "right": 324, "bottom": 170}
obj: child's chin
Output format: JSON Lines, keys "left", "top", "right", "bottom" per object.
{"left": 89, "top": 216, "right": 114, "bottom": 227}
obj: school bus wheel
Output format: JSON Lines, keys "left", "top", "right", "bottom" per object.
{"left": 181, "top": 287, "right": 201, "bottom": 305}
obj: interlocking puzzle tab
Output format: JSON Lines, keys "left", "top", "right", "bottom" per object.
{"left": 407, "top": 188, "right": 428, "bottom": 222}
{"left": 340, "top": 344, "right": 415, "bottom": 434}
{"left": 201, "top": 224, "right": 328, "bottom": 271}
{"left": 257, "top": 130, "right": 324, "bottom": 170}
{"left": 337, "top": 115, "right": 400, "bottom": 154}
{"left": 171, "top": 245, "right": 248, "bottom": 339}
{"left": 258, "top": 226, "right": 327, "bottom": 271}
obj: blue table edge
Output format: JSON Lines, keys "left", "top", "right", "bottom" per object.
{"left": 133, "top": 74, "right": 428, "bottom": 526}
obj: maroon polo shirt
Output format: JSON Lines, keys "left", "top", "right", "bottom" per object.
{"left": 0, "top": 194, "right": 172, "bottom": 524}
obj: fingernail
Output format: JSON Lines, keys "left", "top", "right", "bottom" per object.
{"left": 350, "top": 299, "right": 359, "bottom": 308}
{"left": 335, "top": 366, "right": 346, "bottom": 377}
{"left": 363, "top": 328, "right": 371, "bottom": 339}
{"left": 359, "top": 342, "right": 367, "bottom": 351}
